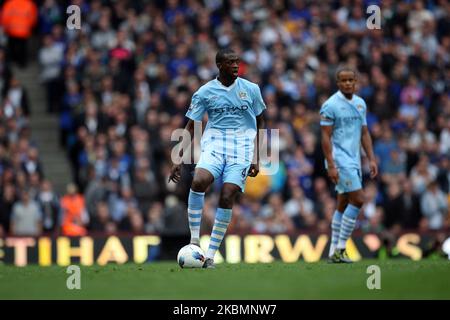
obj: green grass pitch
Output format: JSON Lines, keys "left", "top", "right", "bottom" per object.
{"left": 1, "top": 260, "right": 449, "bottom": 299}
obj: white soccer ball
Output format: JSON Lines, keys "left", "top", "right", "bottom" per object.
{"left": 177, "top": 244, "right": 206, "bottom": 268}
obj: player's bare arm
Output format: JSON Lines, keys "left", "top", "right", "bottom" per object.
{"left": 169, "top": 119, "right": 196, "bottom": 183}
{"left": 321, "top": 125, "right": 339, "bottom": 184}
{"left": 248, "top": 113, "right": 265, "bottom": 177}
{"left": 361, "top": 126, "right": 378, "bottom": 179}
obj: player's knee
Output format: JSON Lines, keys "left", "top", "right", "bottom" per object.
{"left": 337, "top": 202, "right": 347, "bottom": 213}
{"left": 349, "top": 192, "right": 364, "bottom": 208}
{"left": 191, "top": 177, "right": 208, "bottom": 193}
{"left": 352, "top": 200, "right": 364, "bottom": 208}
{"left": 219, "top": 194, "right": 233, "bottom": 208}
{"left": 219, "top": 187, "right": 238, "bottom": 208}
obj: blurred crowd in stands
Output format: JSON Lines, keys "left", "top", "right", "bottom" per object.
{"left": 0, "top": 0, "right": 449, "bottom": 239}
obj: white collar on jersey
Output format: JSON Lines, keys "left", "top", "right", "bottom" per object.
{"left": 215, "top": 77, "right": 238, "bottom": 91}
{"left": 336, "top": 90, "right": 356, "bottom": 103}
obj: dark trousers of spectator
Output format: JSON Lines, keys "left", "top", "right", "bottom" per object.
{"left": 46, "top": 79, "right": 61, "bottom": 113}
{"left": 7, "top": 36, "right": 28, "bottom": 68}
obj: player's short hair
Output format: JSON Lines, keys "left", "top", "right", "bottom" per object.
{"left": 216, "top": 48, "right": 236, "bottom": 64}
{"left": 335, "top": 66, "right": 357, "bottom": 80}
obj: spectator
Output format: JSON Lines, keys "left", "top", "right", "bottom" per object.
{"left": 91, "top": 15, "right": 116, "bottom": 52}
{"left": 362, "top": 182, "right": 380, "bottom": 226}
{"left": 38, "top": 0, "right": 63, "bottom": 35}
{"left": 362, "top": 206, "right": 385, "bottom": 234}
{"left": 374, "top": 127, "right": 398, "bottom": 172}
{"left": 22, "top": 147, "right": 43, "bottom": 177}
{"left": 284, "top": 186, "right": 316, "bottom": 229}
{"left": 0, "top": 0, "right": 38, "bottom": 68}
{"left": 439, "top": 116, "right": 450, "bottom": 156}
{"left": 420, "top": 180, "right": 448, "bottom": 230}
{"left": 39, "top": 34, "right": 64, "bottom": 113}
{"left": 84, "top": 174, "right": 109, "bottom": 216}
{"left": 436, "top": 155, "right": 450, "bottom": 193}
{"left": 10, "top": 189, "right": 42, "bottom": 236}
{"left": 89, "top": 201, "right": 117, "bottom": 234}
{"left": 0, "top": 183, "right": 16, "bottom": 236}
{"left": 0, "top": 47, "right": 12, "bottom": 96}
{"left": 37, "top": 180, "right": 60, "bottom": 234}
{"left": 3, "top": 76, "right": 30, "bottom": 116}
{"left": 74, "top": 99, "right": 109, "bottom": 136}
{"left": 108, "top": 185, "right": 138, "bottom": 223}
{"left": 408, "top": 119, "right": 437, "bottom": 154}
{"left": 118, "top": 206, "right": 144, "bottom": 233}
{"left": 163, "top": 195, "right": 189, "bottom": 235}
{"left": 144, "top": 202, "right": 165, "bottom": 234}
{"left": 238, "top": 198, "right": 264, "bottom": 233}
{"left": 381, "top": 149, "right": 407, "bottom": 185}
{"left": 285, "top": 146, "right": 314, "bottom": 198}
{"left": 60, "top": 183, "right": 89, "bottom": 236}
{"left": 410, "top": 154, "right": 438, "bottom": 194}
{"left": 399, "top": 180, "right": 423, "bottom": 229}
{"left": 260, "top": 193, "right": 295, "bottom": 233}
{"left": 398, "top": 93, "right": 420, "bottom": 124}
{"left": 132, "top": 167, "right": 159, "bottom": 215}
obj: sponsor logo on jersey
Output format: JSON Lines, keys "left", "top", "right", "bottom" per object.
{"left": 211, "top": 105, "right": 248, "bottom": 115}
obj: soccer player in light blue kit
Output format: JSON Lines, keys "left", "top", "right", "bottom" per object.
{"left": 169, "top": 49, "right": 266, "bottom": 268}
{"left": 320, "top": 67, "right": 378, "bottom": 263}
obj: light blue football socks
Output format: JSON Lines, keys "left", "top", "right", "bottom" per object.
{"left": 206, "top": 208, "right": 232, "bottom": 259}
{"left": 329, "top": 210, "right": 343, "bottom": 257}
{"left": 188, "top": 189, "right": 205, "bottom": 245}
{"left": 337, "top": 204, "right": 360, "bottom": 249}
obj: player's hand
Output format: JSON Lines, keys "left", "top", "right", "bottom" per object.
{"left": 369, "top": 160, "right": 378, "bottom": 179}
{"left": 168, "top": 164, "right": 182, "bottom": 183}
{"left": 327, "top": 167, "right": 339, "bottom": 184}
{"left": 248, "top": 163, "right": 259, "bottom": 177}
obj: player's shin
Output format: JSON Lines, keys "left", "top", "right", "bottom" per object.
{"left": 206, "top": 208, "right": 232, "bottom": 260}
{"left": 337, "top": 204, "right": 360, "bottom": 250}
{"left": 329, "top": 210, "right": 343, "bottom": 257}
{"left": 188, "top": 189, "right": 205, "bottom": 245}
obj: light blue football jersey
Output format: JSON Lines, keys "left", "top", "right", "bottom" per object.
{"left": 320, "top": 91, "right": 367, "bottom": 170}
{"left": 186, "top": 77, "right": 266, "bottom": 157}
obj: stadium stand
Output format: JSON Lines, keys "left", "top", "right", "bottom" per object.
{"left": 0, "top": 0, "right": 449, "bottom": 239}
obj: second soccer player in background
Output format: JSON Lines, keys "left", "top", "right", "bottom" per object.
{"left": 320, "top": 67, "right": 378, "bottom": 263}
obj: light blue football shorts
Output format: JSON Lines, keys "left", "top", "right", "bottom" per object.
{"left": 196, "top": 143, "right": 252, "bottom": 192}
{"left": 335, "top": 167, "right": 363, "bottom": 194}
